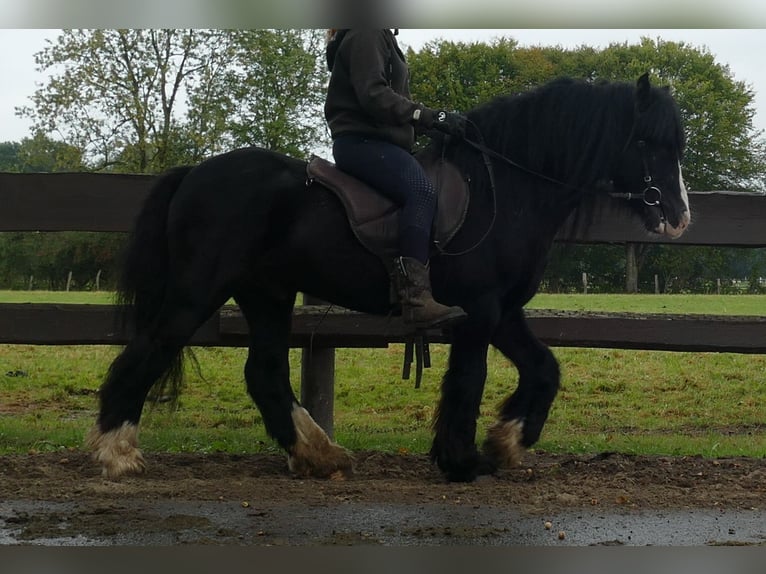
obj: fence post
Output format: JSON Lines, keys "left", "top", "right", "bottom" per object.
{"left": 66, "top": 271, "right": 73, "bottom": 292}
{"left": 300, "top": 294, "right": 336, "bottom": 438}
{"left": 582, "top": 272, "right": 588, "bottom": 294}
{"left": 625, "top": 243, "right": 639, "bottom": 293}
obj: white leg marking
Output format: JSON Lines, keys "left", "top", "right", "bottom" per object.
{"left": 86, "top": 422, "right": 145, "bottom": 479}
{"left": 287, "top": 404, "right": 354, "bottom": 478}
{"left": 484, "top": 419, "right": 526, "bottom": 468}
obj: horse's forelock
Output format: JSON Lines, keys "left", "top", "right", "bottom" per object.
{"left": 634, "top": 86, "right": 685, "bottom": 154}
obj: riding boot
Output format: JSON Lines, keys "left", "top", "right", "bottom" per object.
{"left": 393, "top": 256, "right": 467, "bottom": 328}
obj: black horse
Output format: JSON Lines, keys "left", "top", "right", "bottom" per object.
{"left": 88, "top": 74, "right": 690, "bottom": 482}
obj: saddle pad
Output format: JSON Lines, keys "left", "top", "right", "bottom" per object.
{"left": 307, "top": 156, "right": 469, "bottom": 259}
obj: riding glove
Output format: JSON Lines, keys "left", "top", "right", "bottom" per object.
{"left": 417, "top": 107, "right": 468, "bottom": 139}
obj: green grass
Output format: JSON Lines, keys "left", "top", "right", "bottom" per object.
{"left": 526, "top": 293, "right": 766, "bottom": 315}
{"left": 0, "top": 290, "right": 116, "bottom": 304}
{"left": 5, "top": 289, "right": 766, "bottom": 315}
{"left": 1, "top": 291, "right": 765, "bottom": 459}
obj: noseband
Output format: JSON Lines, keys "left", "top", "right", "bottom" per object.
{"left": 608, "top": 140, "right": 664, "bottom": 209}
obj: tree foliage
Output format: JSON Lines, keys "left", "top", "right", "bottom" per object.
{"left": 0, "top": 135, "right": 82, "bottom": 172}
{"left": 0, "top": 142, "right": 21, "bottom": 171}
{"left": 0, "top": 134, "right": 115, "bottom": 291}
{"left": 0, "top": 232, "right": 125, "bottom": 290}
{"left": 408, "top": 36, "right": 766, "bottom": 194}
{"left": 6, "top": 29, "right": 329, "bottom": 291}
{"left": 408, "top": 36, "right": 766, "bottom": 292}
{"left": 6, "top": 31, "right": 766, "bottom": 292}
{"left": 17, "top": 29, "right": 327, "bottom": 174}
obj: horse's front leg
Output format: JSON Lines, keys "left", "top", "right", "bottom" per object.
{"left": 430, "top": 319, "right": 497, "bottom": 482}
{"left": 483, "top": 306, "right": 560, "bottom": 468}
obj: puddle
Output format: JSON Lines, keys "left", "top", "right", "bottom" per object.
{"left": 1, "top": 500, "right": 764, "bottom": 546}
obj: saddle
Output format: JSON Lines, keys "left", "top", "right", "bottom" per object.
{"left": 306, "top": 155, "right": 470, "bottom": 261}
{"left": 305, "top": 154, "right": 470, "bottom": 388}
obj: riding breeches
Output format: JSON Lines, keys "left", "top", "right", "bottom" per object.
{"left": 332, "top": 135, "right": 436, "bottom": 264}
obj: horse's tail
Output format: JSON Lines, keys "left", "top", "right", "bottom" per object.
{"left": 117, "top": 166, "right": 191, "bottom": 322}
{"left": 115, "top": 165, "right": 194, "bottom": 398}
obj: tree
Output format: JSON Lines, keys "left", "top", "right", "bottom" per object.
{"left": 542, "top": 244, "right": 626, "bottom": 293}
{"left": 6, "top": 29, "right": 328, "bottom": 291}
{"left": 406, "top": 38, "right": 523, "bottom": 113}
{"left": 18, "top": 30, "right": 197, "bottom": 172}
{"left": 625, "top": 243, "right": 652, "bottom": 293}
{"left": 408, "top": 37, "right": 766, "bottom": 292}
{"left": 17, "top": 29, "right": 328, "bottom": 174}
{"left": 177, "top": 29, "right": 328, "bottom": 160}
{"left": 17, "top": 133, "right": 83, "bottom": 172}
{"left": 563, "top": 38, "right": 766, "bottom": 193}
{"left": 0, "top": 135, "right": 82, "bottom": 173}
{"left": 409, "top": 37, "right": 765, "bottom": 193}
{"left": 0, "top": 142, "right": 21, "bottom": 171}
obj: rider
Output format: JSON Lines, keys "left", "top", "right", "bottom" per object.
{"left": 324, "top": 28, "right": 468, "bottom": 328}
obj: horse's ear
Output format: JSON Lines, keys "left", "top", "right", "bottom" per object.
{"left": 636, "top": 72, "right": 651, "bottom": 111}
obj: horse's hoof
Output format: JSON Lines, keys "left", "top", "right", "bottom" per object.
{"left": 444, "top": 467, "right": 479, "bottom": 483}
{"left": 99, "top": 452, "right": 146, "bottom": 480}
{"left": 86, "top": 422, "right": 146, "bottom": 480}
{"left": 431, "top": 453, "right": 481, "bottom": 483}
{"left": 483, "top": 418, "right": 526, "bottom": 469}
{"left": 440, "top": 456, "right": 497, "bottom": 482}
{"left": 430, "top": 441, "right": 488, "bottom": 482}
{"left": 288, "top": 405, "right": 355, "bottom": 478}
{"left": 287, "top": 446, "right": 355, "bottom": 479}
{"left": 476, "top": 454, "right": 499, "bottom": 476}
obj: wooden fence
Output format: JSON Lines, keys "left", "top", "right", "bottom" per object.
{"left": 2, "top": 172, "right": 766, "bottom": 434}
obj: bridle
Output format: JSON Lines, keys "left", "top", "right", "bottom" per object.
{"left": 436, "top": 123, "right": 670, "bottom": 256}
{"left": 606, "top": 140, "right": 663, "bottom": 208}
{"left": 464, "top": 131, "right": 664, "bottom": 206}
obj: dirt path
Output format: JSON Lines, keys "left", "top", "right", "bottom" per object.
{"left": 1, "top": 451, "right": 765, "bottom": 545}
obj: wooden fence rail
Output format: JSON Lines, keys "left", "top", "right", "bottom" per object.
{"left": 2, "top": 172, "right": 766, "bottom": 433}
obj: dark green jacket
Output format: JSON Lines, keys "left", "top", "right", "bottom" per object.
{"left": 324, "top": 29, "right": 421, "bottom": 151}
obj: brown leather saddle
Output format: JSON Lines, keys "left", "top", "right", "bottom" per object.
{"left": 305, "top": 154, "right": 470, "bottom": 387}
{"left": 306, "top": 155, "right": 470, "bottom": 261}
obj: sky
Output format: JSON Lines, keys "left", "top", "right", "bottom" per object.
{"left": 1, "top": 28, "right": 766, "bottom": 142}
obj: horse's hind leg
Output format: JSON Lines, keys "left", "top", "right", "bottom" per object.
{"left": 483, "top": 307, "right": 560, "bottom": 468}
{"left": 235, "top": 291, "right": 354, "bottom": 478}
{"left": 88, "top": 295, "right": 223, "bottom": 479}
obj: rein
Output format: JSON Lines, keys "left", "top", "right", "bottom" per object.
{"left": 462, "top": 136, "right": 584, "bottom": 195}
{"left": 434, "top": 121, "right": 668, "bottom": 256}
{"left": 433, "top": 128, "right": 498, "bottom": 257}
{"left": 462, "top": 129, "right": 666, "bottom": 208}
{"left": 433, "top": 126, "right": 582, "bottom": 257}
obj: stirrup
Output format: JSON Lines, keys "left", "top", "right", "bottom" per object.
{"left": 402, "top": 330, "right": 431, "bottom": 388}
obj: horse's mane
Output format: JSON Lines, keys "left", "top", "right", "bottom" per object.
{"left": 453, "top": 76, "right": 684, "bottom": 200}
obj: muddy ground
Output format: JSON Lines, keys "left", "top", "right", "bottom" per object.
{"left": 1, "top": 450, "right": 765, "bottom": 546}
